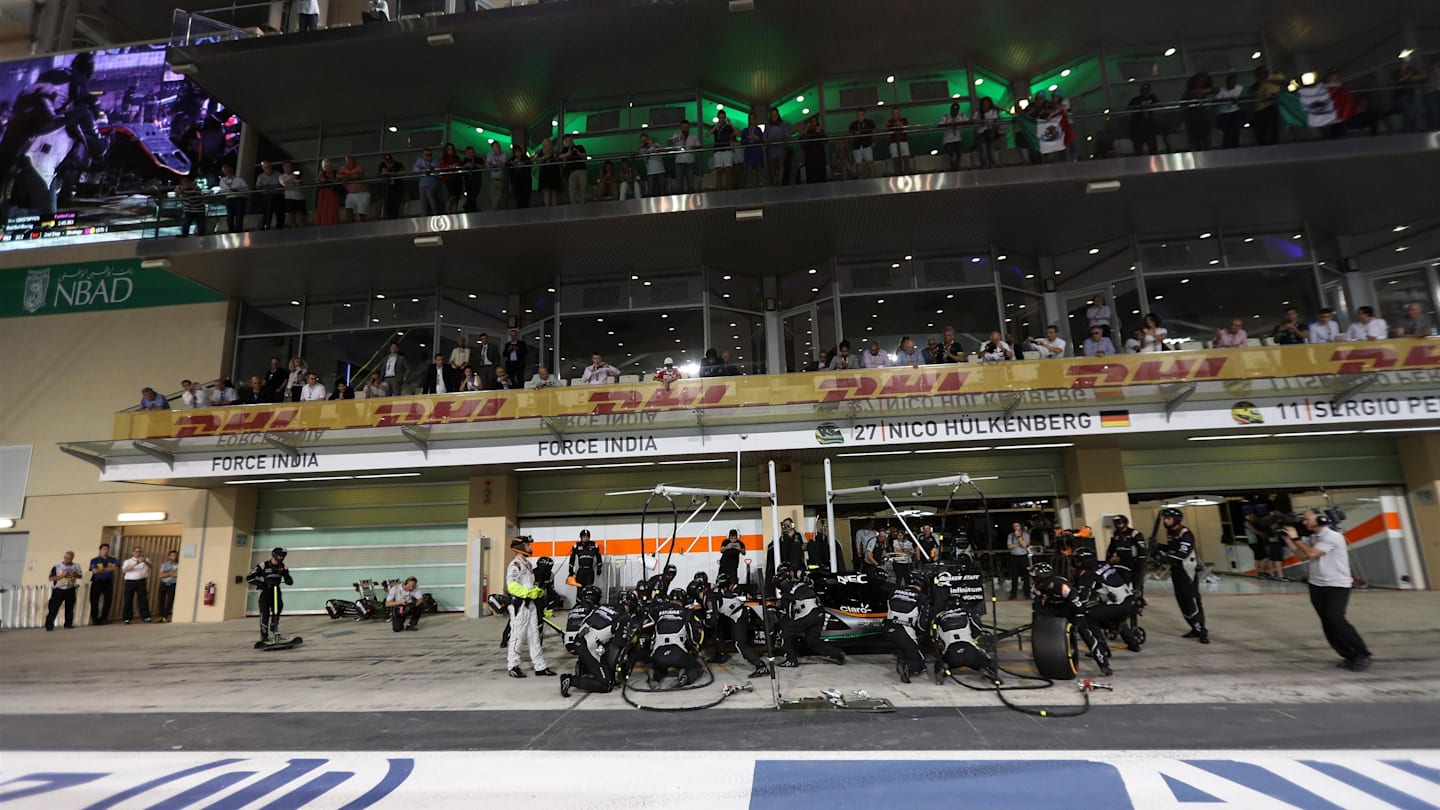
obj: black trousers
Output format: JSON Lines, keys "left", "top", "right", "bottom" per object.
{"left": 651, "top": 646, "right": 703, "bottom": 684}
{"left": 1171, "top": 565, "right": 1207, "bottom": 636}
{"left": 1218, "top": 111, "right": 1244, "bottom": 148}
{"left": 781, "top": 611, "right": 842, "bottom": 662}
{"left": 1308, "top": 585, "right": 1370, "bottom": 662}
{"left": 885, "top": 621, "right": 926, "bottom": 674}
{"left": 122, "top": 579, "right": 150, "bottom": 621}
{"left": 571, "top": 636, "right": 620, "bottom": 693}
{"left": 1088, "top": 600, "right": 1140, "bottom": 647}
{"left": 181, "top": 211, "right": 205, "bottom": 237}
{"left": 259, "top": 588, "right": 284, "bottom": 639}
{"left": 391, "top": 603, "right": 420, "bottom": 631}
{"left": 1008, "top": 555, "right": 1030, "bottom": 595}
{"left": 90, "top": 579, "right": 113, "bottom": 623}
{"left": 158, "top": 581, "right": 176, "bottom": 619}
{"left": 263, "top": 193, "right": 285, "bottom": 228}
{"left": 1253, "top": 105, "right": 1280, "bottom": 146}
{"left": 46, "top": 589, "right": 77, "bottom": 629}
{"left": 224, "top": 198, "right": 247, "bottom": 232}
{"left": 716, "top": 614, "right": 766, "bottom": 669}
{"left": 939, "top": 643, "right": 993, "bottom": 676}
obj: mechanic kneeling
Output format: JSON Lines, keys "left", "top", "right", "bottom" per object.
{"left": 885, "top": 570, "right": 929, "bottom": 683}
{"left": 649, "top": 589, "right": 705, "bottom": 686}
{"left": 564, "top": 586, "right": 602, "bottom": 653}
{"left": 385, "top": 576, "right": 424, "bottom": 632}
{"left": 1070, "top": 549, "right": 1141, "bottom": 652}
{"left": 562, "top": 594, "right": 634, "bottom": 697}
{"left": 774, "top": 564, "right": 845, "bottom": 667}
{"left": 1031, "top": 561, "right": 1113, "bottom": 676}
{"left": 932, "top": 595, "right": 997, "bottom": 684}
{"left": 705, "top": 573, "right": 770, "bottom": 678}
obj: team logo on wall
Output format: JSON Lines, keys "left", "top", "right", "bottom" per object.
{"left": 1230, "top": 401, "right": 1265, "bottom": 425}
{"left": 814, "top": 422, "right": 844, "bottom": 445}
{"left": 22, "top": 268, "right": 49, "bottom": 313}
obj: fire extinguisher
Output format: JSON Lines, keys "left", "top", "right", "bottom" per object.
{"left": 203, "top": 581, "right": 216, "bottom": 606}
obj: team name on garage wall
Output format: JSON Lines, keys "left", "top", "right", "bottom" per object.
{"left": 538, "top": 435, "right": 659, "bottom": 457}
{"left": 211, "top": 452, "right": 320, "bottom": 472}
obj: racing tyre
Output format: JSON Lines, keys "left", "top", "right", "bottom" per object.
{"left": 1031, "top": 613, "right": 1080, "bottom": 680}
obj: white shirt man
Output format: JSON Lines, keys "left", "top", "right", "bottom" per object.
{"left": 979, "top": 332, "right": 1013, "bottom": 363}
{"left": 669, "top": 127, "right": 701, "bottom": 164}
{"left": 939, "top": 109, "right": 967, "bottom": 145}
{"left": 299, "top": 374, "right": 327, "bottom": 401}
{"left": 122, "top": 552, "right": 151, "bottom": 581}
{"left": 449, "top": 342, "right": 471, "bottom": 370}
{"left": 860, "top": 342, "right": 892, "bottom": 368}
{"left": 1029, "top": 327, "right": 1067, "bottom": 358}
{"left": 1086, "top": 299, "right": 1112, "bottom": 330}
{"left": 1344, "top": 307, "right": 1388, "bottom": 341}
{"left": 581, "top": 355, "right": 620, "bottom": 385}
{"left": 218, "top": 170, "right": 249, "bottom": 196}
{"left": 529, "top": 368, "right": 557, "bottom": 389}
{"left": 179, "top": 380, "right": 210, "bottom": 409}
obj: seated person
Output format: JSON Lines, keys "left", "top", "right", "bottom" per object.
{"left": 385, "top": 576, "right": 424, "bottom": 632}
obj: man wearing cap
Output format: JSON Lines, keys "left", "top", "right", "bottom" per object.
{"left": 505, "top": 536, "right": 558, "bottom": 678}
{"left": 655, "top": 357, "right": 682, "bottom": 388}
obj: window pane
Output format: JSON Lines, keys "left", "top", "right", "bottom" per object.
{"left": 1002, "top": 288, "right": 1046, "bottom": 347}
{"left": 995, "top": 252, "right": 1042, "bottom": 293}
{"left": 1373, "top": 269, "right": 1437, "bottom": 333}
{"left": 439, "top": 292, "right": 506, "bottom": 333}
{"left": 840, "top": 287, "right": 1000, "bottom": 356}
{"left": 558, "top": 308, "right": 703, "bottom": 381}
{"left": 305, "top": 328, "right": 430, "bottom": 392}
{"left": 708, "top": 307, "right": 765, "bottom": 375}
{"left": 372, "top": 294, "right": 434, "bottom": 326}
{"left": 779, "top": 263, "right": 832, "bottom": 308}
{"left": 304, "top": 298, "right": 369, "bottom": 331}
{"left": 1143, "top": 267, "right": 1319, "bottom": 344}
{"left": 233, "top": 336, "right": 300, "bottom": 388}
{"left": 1222, "top": 232, "right": 1311, "bottom": 266}
{"left": 709, "top": 270, "right": 763, "bottom": 312}
{"left": 240, "top": 301, "right": 303, "bottom": 334}
{"left": 1138, "top": 236, "right": 1221, "bottom": 271}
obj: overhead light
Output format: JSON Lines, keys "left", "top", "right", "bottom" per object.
{"left": 426, "top": 32, "right": 455, "bottom": 46}
{"left": 1395, "top": 246, "right": 1409, "bottom": 252}
{"left": 0, "top": 518, "right": 14, "bottom": 529}
{"left": 1199, "top": 232, "right": 1212, "bottom": 239}
{"left": 1048, "top": 84, "right": 1058, "bottom": 92}
{"left": 801, "top": 107, "right": 810, "bottom": 115}
{"left": 584, "top": 462, "right": 656, "bottom": 469}
{"left": 886, "top": 75, "right": 895, "bottom": 83}
{"left": 974, "top": 78, "right": 984, "bottom": 86}
{"left": 1188, "top": 434, "right": 1273, "bottom": 441}
{"left": 1300, "top": 71, "right": 1317, "bottom": 85}
{"left": 288, "top": 475, "right": 355, "bottom": 482}
{"left": 1398, "top": 48, "right": 1414, "bottom": 59}
{"left": 1392, "top": 225, "right": 1409, "bottom": 232}
{"left": 1088, "top": 248, "right": 1100, "bottom": 255}
{"left": 1060, "top": 69, "right": 1071, "bottom": 78}
{"left": 356, "top": 472, "right": 424, "bottom": 479}
{"left": 996, "top": 254, "right": 1007, "bottom": 261}
{"left": 658, "top": 458, "right": 730, "bottom": 465}
{"left": 1163, "top": 47, "right": 1177, "bottom": 56}
{"left": 513, "top": 465, "right": 584, "bottom": 472}
{"left": 140, "top": 258, "right": 171, "bottom": 270}
{"left": 414, "top": 235, "right": 443, "bottom": 247}
{"left": 169, "top": 62, "right": 198, "bottom": 76}
{"left": 735, "top": 208, "right": 764, "bottom": 221}
{"left": 117, "top": 512, "right": 167, "bottom": 523}
{"left": 913, "top": 446, "right": 992, "bottom": 454}
{"left": 387, "top": 126, "right": 398, "bottom": 133}
{"left": 225, "top": 478, "right": 290, "bottom": 485}
{"left": 993, "top": 443, "right": 1074, "bottom": 450}
{"left": 1363, "top": 426, "right": 1437, "bottom": 434}
{"left": 1251, "top": 51, "right": 1262, "bottom": 60}
{"left": 289, "top": 300, "right": 300, "bottom": 306}
{"left": 1270, "top": 430, "right": 1360, "bottom": 438}
{"left": 1208, "top": 259, "right": 1220, "bottom": 265}
{"left": 836, "top": 450, "right": 911, "bottom": 458}
{"left": 808, "top": 268, "right": 817, "bottom": 274}
{"left": 1086, "top": 180, "right": 1121, "bottom": 194}
{"left": 891, "top": 263, "right": 900, "bottom": 268}
{"left": 904, "top": 255, "right": 913, "bottom": 260}
{"left": 551, "top": 119, "right": 559, "bottom": 126}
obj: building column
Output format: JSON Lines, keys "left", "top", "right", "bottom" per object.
{"left": 1062, "top": 441, "right": 1131, "bottom": 533}
{"left": 185, "top": 487, "right": 257, "bottom": 623}
{"left": 759, "top": 457, "right": 804, "bottom": 569}
{"left": 1397, "top": 434, "right": 1440, "bottom": 590}
{"left": 468, "top": 473, "right": 518, "bottom": 617}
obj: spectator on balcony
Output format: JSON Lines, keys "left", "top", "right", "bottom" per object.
{"left": 529, "top": 365, "right": 558, "bottom": 389}
{"left": 1027, "top": 325, "right": 1067, "bottom": 358}
{"left": 448, "top": 336, "right": 470, "bottom": 371}
{"left": 285, "top": 357, "right": 308, "bottom": 401}
{"left": 328, "top": 379, "right": 354, "bottom": 400}
{"left": 363, "top": 372, "right": 389, "bottom": 399}
{"left": 1393, "top": 302, "right": 1435, "bottom": 337}
{"left": 1182, "top": 72, "right": 1215, "bottom": 151}
{"left": 300, "top": 372, "right": 327, "bottom": 402}
{"left": 294, "top": 0, "right": 319, "bottom": 31}
{"left": 828, "top": 340, "right": 858, "bottom": 370}
{"left": 176, "top": 175, "right": 207, "bottom": 237}
{"left": 1082, "top": 327, "right": 1117, "bottom": 357}
{"left": 1308, "top": 308, "right": 1340, "bottom": 343}
{"left": 1213, "top": 74, "right": 1244, "bottom": 149}
{"left": 595, "top": 161, "right": 618, "bottom": 201}
{"left": 764, "top": 108, "right": 790, "bottom": 185}
{"left": 668, "top": 121, "right": 701, "bottom": 193}
{"left": 1395, "top": 60, "right": 1427, "bottom": 133}
{"left": 1127, "top": 83, "right": 1162, "bottom": 155}
{"left": 1124, "top": 328, "right": 1144, "bottom": 354}
{"left": 1270, "top": 307, "right": 1308, "bottom": 345}
{"left": 582, "top": 353, "right": 621, "bottom": 385}
{"left": 1250, "top": 65, "right": 1288, "bottom": 146}
{"left": 800, "top": 116, "right": 829, "bottom": 183}
{"left": 138, "top": 387, "right": 170, "bottom": 410}
{"left": 1086, "top": 294, "right": 1113, "bottom": 337}
{"left": 707, "top": 110, "right": 737, "bottom": 190}
{"left": 459, "top": 146, "right": 482, "bottom": 213}
{"left": 741, "top": 112, "right": 766, "bottom": 188}
{"left": 381, "top": 342, "right": 407, "bottom": 396}
{"left": 413, "top": 148, "right": 445, "bottom": 216}
{"left": 332, "top": 155, "right": 367, "bottom": 223}
{"left": 485, "top": 141, "right": 509, "bottom": 210}
{"left": 179, "top": 379, "right": 210, "bottom": 409}
{"left": 439, "top": 143, "right": 463, "bottom": 212}
{"left": 536, "top": 138, "right": 564, "bottom": 207}
{"left": 281, "top": 161, "right": 307, "bottom": 226}
{"left": 508, "top": 144, "right": 533, "bottom": 208}
{"left": 720, "top": 351, "right": 741, "bottom": 375}
{"left": 939, "top": 102, "right": 966, "bottom": 171}
{"left": 886, "top": 107, "right": 913, "bottom": 174}
{"left": 1345, "top": 306, "right": 1387, "bottom": 341}
{"left": 560, "top": 135, "right": 589, "bottom": 204}
{"left": 924, "top": 337, "right": 940, "bottom": 361}
{"left": 422, "top": 354, "right": 459, "bottom": 395}
{"left": 975, "top": 97, "right": 1003, "bottom": 169}
{"left": 932, "top": 327, "right": 965, "bottom": 364}
{"left": 493, "top": 367, "right": 515, "bottom": 390}
{"left": 618, "top": 162, "right": 642, "bottom": 200}
{"left": 473, "top": 333, "right": 499, "bottom": 389}
{"left": 315, "top": 159, "right": 341, "bottom": 226}
{"left": 264, "top": 356, "right": 288, "bottom": 401}
{"left": 378, "top": 153, "right": 406, "bottom": 219}
{"left": 211, "top": 378, "right": 238, "bottom": 406}
{"left": 848, "top": 109, "right": 876, "bottom": 178}
{"left": 459, "top": 366, "right": 481, "bottom": 392}
{"left": 256, "top": 161, "right": 285, "bottom": 229}
{"left": 1213, "top": 318, "right": 1248, "bottom": 348}
{"left": 702, "top": 348, "right": 725, "bottom": 377}
{"left": 979, "top": 331, "right": 1013, "bottom": 363}
{"left": 1139, "top": 314, "right": 1168, "bottom": 352}
{"left": 655, "top": 357, "right": 682, "bottom": 389}
{"left": 860, "top": 339, "right": 892, "bottom": 368}
{"left": 503, "top": 329, "right": 528, "bottom": 383}
{"left": 638, "top": 133, "right": 666, "bottom": 196}
{"left": 894, "top": 336, "right": 924, "bottom": 367}
{"left": 217, "top": 163, "right": 248, "bottom": 233}
{"left": 363, "top": 0, "right": 389, "bottom": 23}
{"left": 239, "top": 376, "right": 269, "bottom": 405}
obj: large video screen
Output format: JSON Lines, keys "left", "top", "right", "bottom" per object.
{"left": 0, "top": 45, "right": 239, "bottom": 247}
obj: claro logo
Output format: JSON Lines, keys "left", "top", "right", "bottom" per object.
{"left": 1065, "top": 357, "right": 1230, "bottom": 388}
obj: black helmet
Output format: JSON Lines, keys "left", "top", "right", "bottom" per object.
{"left": 690, "top": 572, "right": 709, "bottom": 586}
{"left": 774, "top": 563, "right": 793, "bottom": 581}
{"left": 1030, "top": 561, "right": 1055, "bottom": 580}
{"left": 621, "top": 590, "right": 640, "bottom": 612}
{"left": 954, "top": 554, "right": 976, "bottom": 574}
{"left": 663, "top": 563, "right": 677, "bottom": 578}
{"left": 579, "top": 529, "right": 591, "bottom": 540}
{"left": 1112, "top": 515, "right": 1130, "bottom": 526}
{"left": 715, "top": 572, "right": 736, "bottom": 590}
{"left": 946, "top": 594, "right": 969, "bottom": 610}
{"left": 1160, "top": 508, "right": 1183, "bottom": 521}
{"left": 636, "top": 579, "right": 655, "bottom": 599}
{"left": 578, "top": 586, "right": 601, "bottom": 606}
{"left": 668, "top": 588, "right": 688, "bottom": 603}
{"left": 271, "top": 547, "right": 287, "bottom": 559}
{"left": 907, "top": 569, "right": 927, "bottom": 588}
{"left": 1072, "top": 548, "right": 1097, "bottom": 570}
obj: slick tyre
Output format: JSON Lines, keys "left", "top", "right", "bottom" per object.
{"left": 1031, "top": 613, "right": 1080, "bottom": 680}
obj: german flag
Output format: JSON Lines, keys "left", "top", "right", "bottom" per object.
{"left": 1100, "top": 410, "right": 1131, "bottom": 428}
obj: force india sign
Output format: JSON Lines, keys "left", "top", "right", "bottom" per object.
{"left": 114, "top": 340, "right": 1440, "bottom": 441}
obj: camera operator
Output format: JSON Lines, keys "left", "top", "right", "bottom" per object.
{"left": 385, "top": 576, "right": 423, "bottom": 632}
{"left": 1280, "top": 511, "right": 1373, "bottom": 672}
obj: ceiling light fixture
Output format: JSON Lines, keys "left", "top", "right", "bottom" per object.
{"left": 1163, "top": 47, "right": 1177, "bottom": 56}
{"left": 1188, "top": 433, "right": 1273, "bottom": 441}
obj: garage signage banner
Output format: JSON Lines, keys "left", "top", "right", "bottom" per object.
{"left": 114, "top": 340, "right": 1440, "bottom": 441}
{"left": 1, "top": 258, "right": 223, "bottom": 318}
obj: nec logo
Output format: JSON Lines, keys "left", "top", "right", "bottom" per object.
{"left": 1065, "top": 357, "right": 1229, "bottom": 388}
{"left": 816, "top": 371, "right": 969, "bottom": 401}
{"left": 585, "top": 382, "right": 730, "bottom": 415}
{"left": 1329, "top": 344, "right": 1440, "bottom": 374}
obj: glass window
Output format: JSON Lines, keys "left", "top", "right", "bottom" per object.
{"left": 1373, "top": 269, "right": 1437, "bottom": 333}
{"left": 995, "top": 252, "right": 1042, "bottom": 293}
{"left": 371, "top": 294, "right": 434, "bottom": 326}
{"left": 233, "top": 335, "right": 299, "bottom": 386}
{"left": 1138, "top": 235, "right": 1221, "bottom": 271}
{"left": 439, "top": 292, "right": 506, "bottom": 333}
{"left": 1221, "top": 232, "right": 1311, "bottom": 266}
{"left": 916, "top": 254, "right": 994, "bottom": 288}
{"left": 779, "top": 263, "right": 832, "bottom": 308}
{"left": 840, "top": 287, "right": 1002, "bottom": 355}
{"left": 305, "top": 298, "right": 369, "bottom": 332}
{"left": 1142, "top": 266, "right": 1320, "bottom": 344}
{"left": 708, "top": 269, "right": 763, "bottom": 312}
{"left": 240, "top": 301, "right": 303, "bottom": 335}
{"left": 1001, "top": 288, "right": 1046, "bottom": 347}
{"left": 708, "top": 307, "right": 766, "bottom": 375}
{"left": 557, "top": 307, "right": 704, "bottom": 381}
{"left": 304, "top": 328, "right": 428, "bottom": 390}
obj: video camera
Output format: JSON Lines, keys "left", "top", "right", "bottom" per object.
{"left": 1255, "top": 506, "right": 1346, "bottom": 533}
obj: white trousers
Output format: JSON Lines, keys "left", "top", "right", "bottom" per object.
{"left": 507, "top": 601, "right": 548, "bottom": 671}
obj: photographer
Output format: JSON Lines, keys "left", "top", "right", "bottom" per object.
{"left": 385, "top": 576, "right": 423, "bottom": 632}
{"left": 1280, "top": 511, "right": 1372, "bottom": 672}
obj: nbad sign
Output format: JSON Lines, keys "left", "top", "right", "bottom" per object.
{"left": 3, "top": 258, "right": 222, "bottom": 318}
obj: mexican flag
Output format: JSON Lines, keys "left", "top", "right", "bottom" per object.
{"left": 1278, "top": 84, "right": 1357, "bottom": 128}
{"left": 1019, "top": 113, "right": 1074, "bottom": 154}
